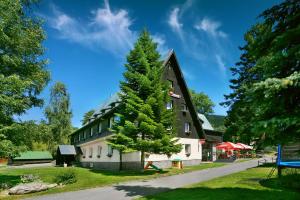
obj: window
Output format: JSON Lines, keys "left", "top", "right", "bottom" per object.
{"left": 182, "top": 104, "right": 188, "bottom": 112}
{"left": 107, "top": 144, "right": 113, "bottom": 157}
{"left": 92, "top": 125, "right": 98, "bottom": 135}
{"left": 184, "top": 122, "right": 191, "bottom": 133}
{"left": 167, "top": 61, "right": 172, "bottom": 70}
{"left": 166, "top": 101, "right": 173, "bottom": 110}
{"left": 185, "top": 144, "right": 191, "bottom": 156}
{"left": 85, "top": 129, "right": 89, "bottom": 139}
{"left": 82, "top": 148, "right": 86, "bottom": 158}
{"left": 98, "top": 122, "right": 102, "bottom": 133}
{"left": 109, "top": 117, "right": 114, "bottom": 128}
{"left": 97, "top": 146, "right": 102, "bottom": 158}
{"left": 78, "top": 133, "right": 81, "bottom": 141}
{"left": 89, "top": 147, "right": 93, "bottom": 158}
{"left": 90, "top": 127, "right": 93, "bottom": 137}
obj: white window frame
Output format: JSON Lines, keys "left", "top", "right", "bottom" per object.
{"left": 82, "top": 148, "right": 86, "bottom": 158}
{"left": 107, "top": 144, "right": 113, "bottom": 157}
{"left": 185, "top": 144, "right": 191, "bottom": 156}
{"left": 184, "top": 122, "right": 191, "bottom": 133}
{"left": 98, "top": 122, "right": 102, "bottom": 133}
{"left": 109, "top": 117, "right": 114, "bottom": 129}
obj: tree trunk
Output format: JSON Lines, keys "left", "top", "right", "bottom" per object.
{"left": 141, "top": 151, "right": 145, "bottom": 170}
{"left": 119, "top": 150, "right": 123, "bottom": 171}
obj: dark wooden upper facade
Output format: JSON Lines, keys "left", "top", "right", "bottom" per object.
{"left": 71, "top": 50, "right": 216, "bottom": 146}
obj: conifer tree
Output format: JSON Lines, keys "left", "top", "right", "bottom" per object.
{"left": 108, "top": 30, "right": 181, "bottom": 170}
{"left": 223, "top": 0, "right": 300, "bottom": 145}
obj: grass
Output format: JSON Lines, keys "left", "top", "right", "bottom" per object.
{"left": 139, "top": 166, "right": 300, "bottom": 200}
{"left": 0, "top": 162, "right": 225, "bottom": 199}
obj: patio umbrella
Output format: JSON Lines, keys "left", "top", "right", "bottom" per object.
{"left": 216, "top": 142, "right": 244, "bottom": 150}
{"left": 237, "top": 143, "right": 253, "bottom": 150}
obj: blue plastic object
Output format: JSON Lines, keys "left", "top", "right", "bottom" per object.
{"left": 277, "top": 144, "right": 300, "bottom": 168}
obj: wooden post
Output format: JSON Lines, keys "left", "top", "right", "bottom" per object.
{"left": 278, "top": 166, "right": 282, "bottom": 177}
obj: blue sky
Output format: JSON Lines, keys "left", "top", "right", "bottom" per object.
{"left": 20, "top": 0, "right": 282, "bottom": 128}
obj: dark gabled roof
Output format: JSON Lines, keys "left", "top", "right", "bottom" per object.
{"left": 13, "top": 151, "right": 53, "bottom": 160}
{"left": 91, "top": 93, "right": 120, "bottom": 121}
{"left": 166, "top": 50, "right": 205, "bottom": 138}
{"left": 58, "top": 145, "right": 76, "bottom": 155}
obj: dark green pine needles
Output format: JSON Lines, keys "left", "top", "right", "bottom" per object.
{"left": 107, "top": 30, "right": 182, "bottom": 170}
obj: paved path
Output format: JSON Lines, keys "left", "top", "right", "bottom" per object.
{"left": 25, "top": 159, "right": 265, "bottom": 200}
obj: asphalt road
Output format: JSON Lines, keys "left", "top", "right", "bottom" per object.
{"left": 25, "top": 159, "right": 265, "bottom": 200}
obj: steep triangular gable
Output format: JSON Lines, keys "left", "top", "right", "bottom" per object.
{"left": 163, "top": 50, "right": 205, "bottom": 139}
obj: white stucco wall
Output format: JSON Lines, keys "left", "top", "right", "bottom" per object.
{"left": 79, "top": 137, "right": 201, "bottom": 163}
{"left": 145, "top": 138, "right": 202, "bottom": 162}
{"left": 79, "top": 137, "right": 140, "bottom": 162}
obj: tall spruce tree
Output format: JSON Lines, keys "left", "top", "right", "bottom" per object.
{"left": 108, "top": 30, "right": 181, "bottom": 170}
{"left": 222, "top": 0, "right": 300, "bottom": 146}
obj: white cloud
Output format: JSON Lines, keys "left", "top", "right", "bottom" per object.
{"left": 215, "top": 54, "right": 226, "bottom": 75}
{"left": 48, "top": 0, "right": 136, "bottom": 56}
{"left": 152, "top": 34, "right": 169, "bottom": 57}
{"left": 194, "top": 18, "right": 227, "bottom": 38}
{"left": 168, "top": 8, "right": 183, "bottom": 40}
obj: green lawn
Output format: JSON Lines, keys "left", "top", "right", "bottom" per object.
{"left": 139, "top": 167, "right": 300, "bottom": 200}
{"left": 0, "top": 162, "right": 225, "bottom": 199}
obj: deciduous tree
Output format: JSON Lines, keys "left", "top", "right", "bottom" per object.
{"left": 0, "top": 0, "right": 49, "bottom": 157}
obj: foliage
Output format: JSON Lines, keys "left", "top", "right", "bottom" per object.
{"left": 0, "top": 0, "right": 49, "bottom": 157}
{"left": 81, "top": 109, "right": 95, "bottom": 125}
{"left": 222, "top": 0, "right": 300, "bottom": 145}
{"left": 108, "top": 30, "right": 182, "bottom": 170}
{"left": 205, "top": 115, "right": 226, "bottom": 133}
{"left": 189, "top": 89, "right": 215, "bottom": 114}
{"left": 54, "top": 170, "right": 77, "bottom": 185}
{"left": 45, "top": 82, "right": 72, "bottom": 147}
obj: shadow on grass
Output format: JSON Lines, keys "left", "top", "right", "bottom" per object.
{"left": 0, "top": 174, "right": 21, "bottom": 187}
{"left": 260, "top": 174, "right": 300, "bottom": 191}
{"left": 141, "top": 187, "right": 300, "bottom": 200}
{"left": 88, "top": 168, "right": 169, "bottom": 177}
{"left": 114, "top": 185, "right": 170, "bottom": 197}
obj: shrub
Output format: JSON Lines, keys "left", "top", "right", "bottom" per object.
{"left": 20, "top": 174, "right": 40, "bottom": 183}
{"left": 54, "top": 170, "right": 77, "bottom": 185}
